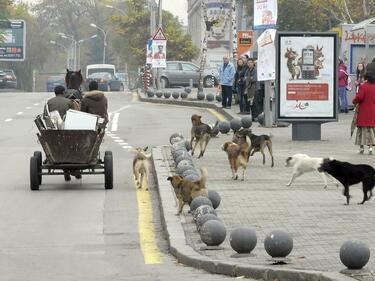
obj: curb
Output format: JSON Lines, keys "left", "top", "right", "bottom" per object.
{"left": 152, "top": 146, "right": 357, "bottom": 281}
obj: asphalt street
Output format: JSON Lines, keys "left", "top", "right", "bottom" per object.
{"left": 0, "top": 91, "right": 241, "bottom": 281}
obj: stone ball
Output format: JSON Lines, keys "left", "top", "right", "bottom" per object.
{"left": 155, "top": 90, "right": 163, "bottom": 98}
{"left": 241, "top": 116, "right": 253, "bottom": 129}
{"left": 197, "top": 91, "right": 205, "bottom": 100}
{"left": 147, "top": 89, "right": 155, "bottom": 97}
{"left": 257, "top": 112, "right": 265, "bottom": 126}
{"left": 230, "top": 118, "right": 242, "bottom": 131}
{"left": 172, "top": 92, "right": 180, "bottom": 99}
{"left": 230, "top": 227, "right": 257, "bottom": 254}
{"left": 183, "top": 173, "right": 200, "bottom": 182}
{"left": 181, "top": 169, "right": 199, "bottom": 178}
{"left": 196, "top": 214, "right": 221, "bottom": 232}
{"left": 170, "top": 133, "right": 184, "bottom": 145}
{"left": 173, "top": 149, "right": 187, "bottom": 160}
{"left": 163, "top": 91, "right": 171, "bottom": 99}
{"left": 177, "top": 160, "right": 194, "bottom": 173}
{"left": 184, "top": 140, "right": 191, "bottom": 151}
{"left": 190, "top": 196, "right": 213, "bottom": 212}
{"left": 193, "top": 204, "right": 216, "bottom": 222}
{"left": 340, "top": 240, "right": 370, "bottom": 270}
{"left": 181, "top": 92, "right": 188, "bottom": 99}
{"left": 219, "top": 121, "right": 231, "bottom": 134}
{"left": 206, "top": 93, "right": 214, "bottom": 102}
{"left": 264, "top": 230, "right": 293, "bottom": 258}
{"left": 210, "top": 124, "right": 219, "bottom": 137}
{"left": 208, "top": 190, "right": 221, "bottom": 209}
{"left": 184, "top": 87, "right": 192, "bottom": 94}
{"left": 200, "top": 220, "right": 227, "bottom": 246}
{"left": 175, "top": 153, "right": 192, "bottom": 165}
{"left": 216, "top": 94, "right": 222, "bottom": 102}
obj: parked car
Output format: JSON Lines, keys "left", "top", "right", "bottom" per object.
{"left": 0, "top": 69, "right": 17, "bottom": 89}
{"left": 0, "top": 71, "right": 7, "bottom": 88}
{"left": 160, "top": 61, "right": 219, "bottom": 88}
{"left": 86, "top": 72, "right": 122, "bottom": 92}
{"left": 46, "top": 75, "right": 65, "bottom": 92}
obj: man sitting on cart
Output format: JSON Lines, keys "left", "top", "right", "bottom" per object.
{"left": 81, "top": 81, "right": 109, "bottom": 124}
{"left": 44, "top": 85, "right": 75, "bottom": 120}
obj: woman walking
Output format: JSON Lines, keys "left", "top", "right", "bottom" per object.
{"left": 234, "top": 58, "right": 246, "bottom": 114}
{"left": 338, "top": 59, "right": 349, "bottom": 113}
{"left": 352, "top": 62, "right": 375, "bottom": 154}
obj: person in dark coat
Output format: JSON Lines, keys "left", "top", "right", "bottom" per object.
{"left": 352, "top": 62, "right": 375, "bottom": 154}
{"left": 81, "top": 81, "right": 108, "bottom": 123}
{"left": 44, "top": 85, "right": 74, "bottom": 119}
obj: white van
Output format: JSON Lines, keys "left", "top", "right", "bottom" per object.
{"left": 85, "top": 64, "right": 122, "bottom": 91}
{"left": 86, "top": 64, "right": 116, "bottom": 78}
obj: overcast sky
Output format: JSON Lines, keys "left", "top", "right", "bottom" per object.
{"left": 19, "top": 0, "right": 188, "bottom": 25}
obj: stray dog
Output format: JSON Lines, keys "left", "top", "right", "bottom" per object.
{"left": 167, "top": 168, "right": 208, "bottom": 215}
{"left": 130, "top": 147, "right": 151, "bottom": 190}
{"left": 285, "top": 154, "right": 339, "bottom": 189}
{"left": 233, "top": 128, "right": 274, "bottom": 167}
{"left": 190, "top": 114, "right": 219, "bottom": 158}
{"left": 221, "top": 134, "right": 251, "bottom": 180}
{"left": 318, "top": 158, "right": 375, "bottom": 205}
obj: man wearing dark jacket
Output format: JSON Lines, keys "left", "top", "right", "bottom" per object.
{"left": 81, "top": 81, "right": 108, "bottom": 123}
{"left": 44, "top": 85, "right": 74, "bottom": 119}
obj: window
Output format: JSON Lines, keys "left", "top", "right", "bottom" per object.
{"left": 181, "top": 63, "right": 199, "bottom": 71}
{"left": 350, "top": 45, "right": 375, "bottom": 74}
{"left": 167, "top": 62, "right": 180, "bottom": 71}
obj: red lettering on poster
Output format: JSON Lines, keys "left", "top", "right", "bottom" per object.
{"left": 286, "top": 83, "right": 329, "bottom": 100}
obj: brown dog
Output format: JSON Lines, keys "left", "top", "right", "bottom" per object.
{"left": 221, "top": 134, "right": 251, "bottom": 180}
{"left": 167, "top": 168, "right": 208, "bottom": 215}
{"left": 190, "top": 114, "right": 218, "bottom": 158}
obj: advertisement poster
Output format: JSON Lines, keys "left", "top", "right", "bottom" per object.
{"left": 237, "top": 31, "right": 253, "bottom": 57}
{"left": 152, "top": 39, "right": 166, "bottom": 68}
{"left": 276, "top": 33, "right": 338, "bottom": 121}
{"left": 254, "top": 0, "right": 278, "bottom": 30}
{"left": 0, "top": 20, "right": 26, "bottom": 61}
{"left": 146, "top": 39, "right": 152, "bottom": 64}
{"left": 257, "top": 29, "right": 276, "bottom": 81}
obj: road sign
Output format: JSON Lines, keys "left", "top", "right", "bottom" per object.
{"left": 0, "top": 19, "right": 26, "bottom": 61}
{"left": 152, "top": 27, "right": 167, "bottom": 41}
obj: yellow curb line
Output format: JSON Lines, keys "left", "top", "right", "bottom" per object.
{"left": 207, "top": 108, "right": 227, "bottom": 122}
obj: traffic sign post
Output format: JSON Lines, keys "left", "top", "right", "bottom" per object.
{"left": 151, "top": 27, "right": 167, "bottom": 89}
{"left": 0, "top": 20, "right": 26, "bottom": 61}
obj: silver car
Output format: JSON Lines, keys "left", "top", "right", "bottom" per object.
{"left": 160, "top": 61, "right": 218, "bottom": 88}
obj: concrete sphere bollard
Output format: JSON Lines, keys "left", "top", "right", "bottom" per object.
{"left": 183, "top": 173, "right": 200, "bottom": 182}
{"left": 230, "top": 118, "right": 242, "bottom": 131}
{"left": 257, "top": 112, "right": 265, "bottom": 126}
{"left": 181, "top": 169, "right": 199, "bottom": 178}
{"left": 175, "top": 154, "right": 192, "bottom": 165}
{"left": 172, "top": 92, "right": 180, "bottom": 99}
{"left": 340, "top": 240, "right": 370, "bottom": 270}
{"left": 219, "top": 121, "right": 231, "bottom": 134}
{"left": 264, "top": 230, "right": 293, "bottom": 258}
{"left": 185, "top": 87, "right": 192, "bottom": 94}
{"left": 190, "top": 196, "right": 213, "bottom": 212}
{"left": 230, "top": 227, "right": 257, "bottom": 254}
{"left": 206, "top": 93, "right": 214, "bottom": 102}
{"left": 196, "top": 214, "right": 221, "bottom": 232}
{"left": 216, "top": 94, "right": 222, "bottom": 102}
{"left": 147, "top": 88, "right": 155, "bottom": 97}
{"left": 211, "top": 124, "right": 219, "bottom": 137}
{"left": 170, "top": 133, "right": 184, "bottom": 145}
{"left": 200, "top": 220, "right": 227, "bottom": 246}
{"left": 241, "top": 116, "right": 253, "bottom": 129}
{"left": 208, "top": 190, "right": 221, "bottom": 209}
{"left": 163, "top": 91, "right": 171, "bottom": 99}
{"left": 181, "top": 92, "right": 188, "bottom": 99}
{"left": 193, "top": 204, "right": 217, "bottom": 222}
{"left": 197, "top": 91, "right": 205, "bottom": 101}
{"left": 155, "top": 90, "right": 163, "bottom": 98}
{"left": 177, "top": 160, "right": 194, "bottom": 172}
{"left": 184, "top": 140, "right": 191, "bottom": 151}
{"left": 173, "top": 149, "right": 187, "bottom": 160}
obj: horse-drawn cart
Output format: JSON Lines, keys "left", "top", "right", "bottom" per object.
{"left": 30, "top": 115, "right": 113, "bottom": 190}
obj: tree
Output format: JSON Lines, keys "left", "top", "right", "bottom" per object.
{"left": 0, "top": 0, "right": 12, "bottom": 19}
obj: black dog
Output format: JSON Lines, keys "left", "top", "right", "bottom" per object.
{"left": 233, "top": 128, "right": 274, "bottom": 167}
{"left": 318, "top": 159, "right": 375, "bottom": 205}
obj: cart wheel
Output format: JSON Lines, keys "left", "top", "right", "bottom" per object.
{"left": 105, "top": 151, "right": 112, "bottom": 157}
{"left": 33, "top": 151, "right": 42, "bottom": 185}
{"left": 104, "top": 154, "right": 113, "bottom": 189}
{"left": 30, "top": 156, "right": 40, "bottom": 191}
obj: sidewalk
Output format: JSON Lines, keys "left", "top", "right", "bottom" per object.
{"left": 141, "top": 89, "right": 375, "bottom": 281}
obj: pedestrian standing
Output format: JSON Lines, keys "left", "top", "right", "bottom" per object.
{"left": 234, "top": 58, "right": 246, "bottom": 114}
{"left": 356, "top": 62, "right": 366, "bottom": 90}
{"left": 338, "top": 59, "right": 349, "bottom": 113}
{"left": 352, "top": 62, "right": 375, "bottom": 155}
{"left": 244, "top": 58, "right": 259, "bottom": 118}
{"left": 218, "top": 56, "right": 235, "bottom": 109}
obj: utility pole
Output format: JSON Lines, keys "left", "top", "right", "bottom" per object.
{"left": 198, "top": 0, "right": 209, "bottom": 91}
{"left": 149, "top": 0, "right": 157, "bottom": 88}
{"left": 156, "top": 0, "right": 162, "bottom": 89}
{"left": 231, "top": 0, "right": 238, "bottom": 65}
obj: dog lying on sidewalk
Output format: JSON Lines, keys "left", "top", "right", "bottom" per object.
{"left": 190, "top": 114, "right": 219, "bottom": 158}
{"left": 221, "top": 133, "right": 251, "bottom": 180}
{"left": 167, "top": 168, "right": 208, "bottom": 215}
{"left": 285, "top": 154, "right": 339, "bottom": 189}
{"left": 232, "top": 128, "right": 274, "bottom": 167}
{"left": 130, "top": 147, "right": 151, "bottom": 190}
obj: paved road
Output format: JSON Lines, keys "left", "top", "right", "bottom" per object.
{"left": 0, "top": 91, "right": 240, "bottom": 280}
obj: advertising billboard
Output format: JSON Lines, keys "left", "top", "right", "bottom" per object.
{"left": 0, "top": 20, "right": 26, "bottom": 61}
{"left": 254, "top": 0, "right": 278, "bottom": 30}
{"left": 276, "top": 32, "right": 338, "bottom": 122}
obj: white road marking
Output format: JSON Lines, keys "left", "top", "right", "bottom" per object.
{"left": 122, "top": 145, "right": 132, "bottom": 149}
{"left": 108, "top": 113, "right": 112, "bottom": 122}
{"left": 111, "top": 136, "right": 120, "bottom": 139}
{"left": 34, "top": 103, "right": 39, "bottom": 106}
{"left": 114, "top": 139, "right": 124, "bottom": 143}
{"left": 111, "top": 113, "right": 120, "bottom": 132}
{"left": 16, "top": 112, "right": 23, "bottom": 115}
{"left": 119, "top": 142, "right": 128, "bottom": 145}
{"left": 25, "top": 107, "right": 31, "bottom": 110}
{"left": 110, "top": 105, "right": 131, "bottom": 114}
{"left": 5, "top": 118, "right": 12, "bottom": 122}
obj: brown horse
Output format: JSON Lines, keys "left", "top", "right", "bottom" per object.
{"left": 65, "top": 69, "right": 83, "bottom": 100}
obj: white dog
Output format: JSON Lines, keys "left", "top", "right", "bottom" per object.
{"left": 285, "top": 154, "right": 339, "bottom": 189}
{"left": 129, "top": 147, "right": 151, "bottom": 190}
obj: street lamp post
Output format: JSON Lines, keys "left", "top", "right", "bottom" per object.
{"left": 50, "top": 40, "right": 69, "bottom": 68}
{"left": 105, "top": 4, "right": 126, "bottom": 16}
{"left": 90, "top": 23, "right": 107, "bottom": 64}
{"left": 77, "top": 34, "right": 98, "bottom": 70}
{"left": 58, "top": 32, "right": 77, "bottom": 70}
